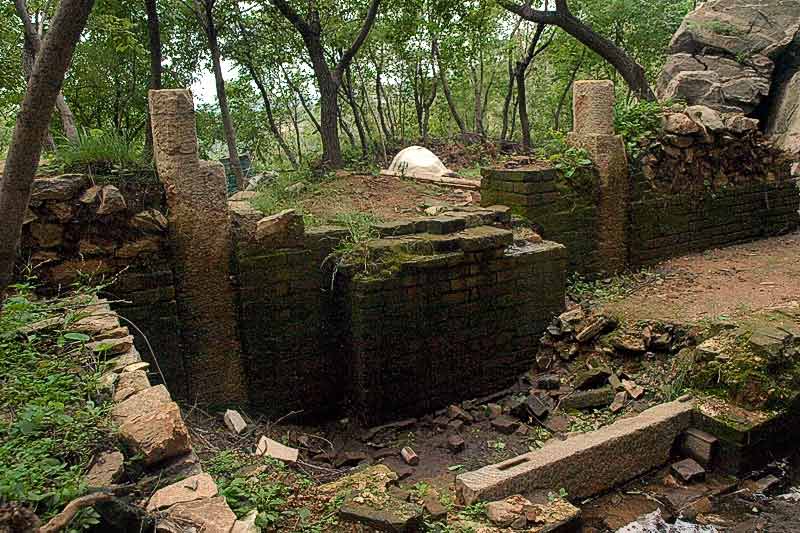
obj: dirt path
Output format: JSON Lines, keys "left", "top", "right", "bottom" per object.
{"left": 605, "top": 231, "right": 800, "bottom": 323}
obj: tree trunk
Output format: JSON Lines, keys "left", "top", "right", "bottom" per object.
{"left": 500, "top": 55, "right": 514, "bottom": 141}
{"left": 375, "top": 67, "right": 392, "bottom": 143}
{"left": 247, "top": 64, "right": 298, "bottom": 167}
{"left": 342, "top": 67, "right": 370, "bottom": 157}
{"left": 516, "top": 24, "right": 547, "bottom": 148}
{"left": 14, "top": 0, "right": 79, "bottom": 144}
{"left": 1, "top": 0, "right": 95, "bottom": 301}
{"left": 316, "top": 68, "right": 344, "bottom": 168}
{"left": 144, "top": 0, "right": 162, "bottom": 156}
{"left": 282, "top": 67, "right": 322, "bottom": 136}
{"left": 554, "top": 50, "right": 585, "bottom": 130}
{"left": 198, "top": 0, "right": 244, "bottom": 189}
{"left": 432, "top": 37, "right": 467, "bottom": 135}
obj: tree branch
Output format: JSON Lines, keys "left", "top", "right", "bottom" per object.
{"left": 40, "top": 493, "right": 112, "bottom": 533}
{"left": 335, "top": 0, "right": 381, "bottom": 76}
{"left": 270, "top": 0, "right": 314, "bottom": 40}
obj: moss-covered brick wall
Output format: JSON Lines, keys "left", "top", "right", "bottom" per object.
{"left": 337, "top": 225, "right": 567, "bottom": 423}
{"left": 481, "top": 166, "right": 601, "bottom": 273}
{"left": 629, "top": 179, "right": 800, "bottom": 266}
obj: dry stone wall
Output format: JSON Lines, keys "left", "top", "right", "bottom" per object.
{"left": 19, "top": 172, "right": 186, "bottom": 396}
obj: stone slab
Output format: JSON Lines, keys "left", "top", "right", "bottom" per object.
{"left": 456, "top": 399, "right": 695, "bottom": 503}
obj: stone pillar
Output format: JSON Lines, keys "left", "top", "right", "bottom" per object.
{"left": 149, "top": 89, "right": 246, "bottom": 403}
{"left": 568, "top": 80, "right": 629, "bottom": 273}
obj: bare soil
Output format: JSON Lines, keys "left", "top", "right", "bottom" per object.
{"left": 604, "top": 231, "right": 800, "bottom": 323}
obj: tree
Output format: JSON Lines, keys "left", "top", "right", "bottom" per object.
{"left": 143, "top": 0, "right": 163, "bottom": 155}
{"left": 191, "top": 0, "right": 244, "bottom": 189}
{"left": 13, "top": 0, "right": 80, "bottom": 143}
{"left": 0, "top": 0, "right": 95, "bottom": 301}
{"left": 513, "top": 23, "right": 553, "bottom": 148}
{"left": 498, "top": 0, "right": 656, "bottom": 101}
{"left": 271, "top": 0, "right": 382, "bottom": 168}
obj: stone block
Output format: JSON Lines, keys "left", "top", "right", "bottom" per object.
{"left": 255, "top": 209, "right": 304, "bottom": 248}
{"left": 161, "top": 496, "right": 236, "bottom": 533}
{"left": 30, "top": 174, "right": 87, "bottom": 201}
{"left": 85, "top": 450, "right": 125, "bottom": 487}
{"left": 456, "top": 399, "right": 695, "bottom": 503}
{"left": 147, "top": 473, "right": 218, "bottom": 511}
{"left": 573, "top": 80, "right": 615, "bottom": 135}
{"left": 426, "top": 216, "right": 467, "bottom": 235}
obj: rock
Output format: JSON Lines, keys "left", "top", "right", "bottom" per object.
{"left": 448, "top": 419, "right": 464, "bottom": 432}
{"left": 767, "top": 70, "right": 800, "bottom": 155}
{"left": 544, "top": 413, "right": 571, "bottom": 433}
{"left": 339, "top": 496, "right": 423, "bottom": 532}
{"left": 491, "top": 416, "right": 520, "bottom": 434}
{"left": 447, "top": 434, "right": 465, "bottom": 453}
{"left": 229, "top": 191, "right": 258, "bottom": 202}
{"left": 161, "top": 496, "right": 236, "bottom": 533}
{"left": 254, "top": 436, "right": 298, "bottom": 463}
{"left": 561, "top": 387, "right": 615, "bottom": 410}
{"left": 534, "top": 374, "right": 561, "bottom": 390}
{"left": 610, "top": 391, "right": 627, "bottom": 413}
{"left": 130, "top": 209, "right": 168, "bottom": 233}
{"left": 223, "top": 409, "right": 247, "bottom": 435}
{"left": 85, "top": 450, "right": 125, "bottom": 487}
{"left": 401, "top": 446, "right": 419, "bottom": 466}
{"left": 573, "top": 368, "right": 611, "bottom": 390}
{"left": 230, "top": 509, "right": 260, "bottom": 533}
{"left": 622, "top": 379, "right": 645, "bottom": 400}
{"left": 424, "top": 205, "right": 447, "bottom": 216}
{"left": 525, "top": 394, "right": 552, "bottom": 419}
{"left": 334, "top": 451, "right": 368, "bottom": 468}
{"left": 486, "top": 403, "right": 503, "bottom": 419}
{"left": 255, "top": 209, "right": 304, "bottom": 247}
{"left": 448, "top": 404, "right": 474, "bottom": 423}
{"left": 80, "top": 185, "right": 102, "bottom": 204}
{"left": 115, "top": 237, "right": 161, "bottom": 258}
{"left": 744, "top": 474, "right": 782, "bottom": 495}
{"left": 146, "top": 473, "right": 218, "bottom": 511}
{"left": 30, "top": 174, "right": 86, "bottom": 201}
{"left": 393, "top": 465, "right": 414, "bottom": 480}
{"left": 748, "top": 326, "right": 791, "bottom": 358}
{"left": 423, "top": 495, "right": 447, "bottom": 521}
{"left": 87, "top": 335, "right": 134, "bottom": 356}
{"left": 576, "top": 317, "right": 611, "bottom": 343}
{"left": 113, "top": 370, "right": 150, "bottom": 402}
{"left": 373, "top": 448, "right": 399, "bottom": 460}
{"left": 680, "top": 428, "right": 718, "bottom": 466}
{"left": 663, "top": 112, "right": 702, "bottom": 136}
{"left": 608, "top": 372, "right": 623, "bottom": 391}
{"left": 486, "top": 495, "right": 531, "bottom": 527}
{"left": 79, "top": 238, "right": 117, "bottom": 256}
{"left": 558, "top": 308, "right": 584, "bottom": 325}
{"left": 112, "top": 385, "right": 191, "bottom": 466}
{"left": 685, "top": 105, "right": 726, "bottom": 132}
{"left": 671, "top": 458, "right": 706, "bottom": 483}
{"left": 284, "top": 181, "right": 306, "bottom": 194}
{"left": 96, "top": 185, "right": 127, "bottom": 215}
{"left": 30, "top": 222, "right": 63, "bottom": 248}
{"left": 46, "top": 201, "right": 75, "bottom": 222}
{"left": 612, "top": 335, "right": 646, "bottom": 353}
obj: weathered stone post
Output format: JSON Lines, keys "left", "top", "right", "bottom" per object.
{"left": 149, "top": 89, "right": 246, "bottom": 403}
{"left": 568, "top": 80, "right": 629, "bottom": 273}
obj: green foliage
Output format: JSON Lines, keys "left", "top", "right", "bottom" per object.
{"left": 614, "top": 100, "right": 669, "bottom": 160}
{"left": 458, "top": 501, "right": 487, "bottom": 521}
{"left": 536, "top": 132, "right": 595, "bottom": 194}
{"left": 0, "top": 282, "right": 115, "bottom": 526}
{"left": 52, "top": 129, "right": 147, "bottom": 175}
{"left": 567, "top": 269, "right": 662, "bottom": 304}
{"left": 249, "top": 167, "right": 331, "bottom": 217}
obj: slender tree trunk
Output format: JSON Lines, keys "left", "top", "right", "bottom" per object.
{"left": 554, "top": 50, "right": 585, "bottom": 130}
{"left": 291, "top": 104, "right": 303, "bottom": 163}
{"left": 412, "top": 62, "right": 424, "bottom": 139}
{"left": 246, "top": 64, "right": 298, "bottom": 167}
{"left": 196, "top": 0, "right": 244, "bottom": 189}
{"left": 339, "top": 109, "right": 356, "bottom": 148}
{"left": 432, "top": 37, "right": 467, "bottom": 135}
{"left": 144, "top": 0, "right": 162, "bottom": 156}
{"left": 282, "top": 67, "right": 322, "bottom": 135}
{"left": 500, "top": 55, "right": 514, "bottom": 141}
{"left": 375, "top": 66, "right": 392, "bottom": 142}
{"left": 1, "top": 0, "right": 95, "bottom": 301}
{"left": 14, "top": 0, "right": 79, "bottom": 144}
{"left": 516, "top": 24, "right": 547, "bottom": 148}
{"left": 342, "top": 67, "right": 370, "bottom": 157}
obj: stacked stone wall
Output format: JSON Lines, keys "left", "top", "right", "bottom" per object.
{"left": 20, "top": 172, "right": 185, "bottom": 396}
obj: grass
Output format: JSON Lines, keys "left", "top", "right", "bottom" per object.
{"left": 567, "top": 269, "right": 662, "bottom": 305}
{"left": 0, "top": 280, "right": 116, "bottom": 528}
{"left": 249, "top": 167, "right": 334, "bottom": 221}
{"left": 51, "top": 129, "right": 149, "bottom": 176}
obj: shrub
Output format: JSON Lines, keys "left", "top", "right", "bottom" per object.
{"left": 614, "top": 100, "right": 669, "bottom": 160}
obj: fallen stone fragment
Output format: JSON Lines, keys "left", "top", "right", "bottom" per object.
{"left": 486, "top": 495, "right": 532, "bottom": 527}
{"left": 534, "top": 374, "right": 561, "bottom": 390}
{"left": 447, "top": 434, "right": 465, "bottom": 453}
{"left": 448, "top": 404, "right": 474, "bottom": 423}
{"left": 560, "top": 387, "right": 615, "bottom": 411}
{"left": 422, "top": 495, "right": 447, "bottom": 522}
{"left": 671, "top": 458, "right": 706, "bottom": 484}
{"left": 339, "top": 496, "right": 423, "bottom": 532}
{"left": 146, "top": 473, "right": 218, "bottom": 511}
{"left": 744, "top": 474, "right": 782, "bottom": 495}
{"left": 544, "top": 413, "right": 571, "bottom": 433}
{"left": 80, "top": 185, "right": 102, "bottom": 204}
{"left": 160, "top": 496, "right": 236, "bottom": 533}
{"left": 486, "top": 403, "right": 503, "bottom": 419}
{"left": 612, "top": 335, "right": 646, "bottom": 353}
{"left": 491, "top": 416, "right": 520, "bottom": 435}
{"left": 610, "top": 391, "right": 627, "bottom": 413}
{"left": 223, "top": 409, "right": 247, "bottom": 435}
{"left": 573, "top": 368, "right": 611, "bottom": 390}
{"left": 558, "top": 308, "right": 584, "bottom": 325}
{"left": 255, "top": 436, "right": 298, "bottom": 463}
{"left": 85, "top": 450, "right": 125, "bottom": 487}
{"left": 255, "top": 209, "right": 303, "bottom": 247}
{"left": 130, "top": 209, "right": 168, "bottom": 233}
{"left": 680, "top": 428, "right": 717, "bottom": 466}
{"left": 622, "top": 379, "right": 645, "bottom": 400}
{"left": 525, "top": 394, "right": 551, "bottom": 419}
{"left": 334, "top": 451, "right": 368, "bottom": 468}
{"left": 230, "top": 509, "right": 259, "bottom": 533}
{"left": 401, "top": 446, "right": 419, "bottom": 466}
{"left": 576, "top": 317, "right": 611, "bottom": 343}
{"left": 608, "top": 372, "right": 623, "bottom": 391}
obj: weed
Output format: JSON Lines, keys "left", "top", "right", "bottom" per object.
{"left": 0, "top": 281, "right": 115, "bottom": 527}
{"left": 547, "top": 488, "right": 569, "bottom": 502}
{"left": 614, "top": 100, "right": 669, "bottom": 160}
{"left": 537, "top": 132, "right": 594, "bottom": 186}
{"left": 409, "top": 481, "right": 431, "bottom": 500}
{"left": 567, "top": 269, "right": 662, "bottom": 304}
{"left": 458, "top": 501, "right": 487, "bottom": 520}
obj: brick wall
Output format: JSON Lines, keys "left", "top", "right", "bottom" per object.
{"left": 481, "top": 166, "right": 601, "bottom": 273}
{"left": 629, "top": 179, "right": 800, "bottom": 266}
{"left": 21, "top": 172, "right": 185, "bottom": 396}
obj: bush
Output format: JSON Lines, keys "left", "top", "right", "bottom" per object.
{"left": 0, "top": 281, "right": 116, "bottom": 527}
{"left": 53, "top": 129, "right": 147, "bottom": 175}
{"left": 614, "top": 100, "right": 669, "bottom": 160}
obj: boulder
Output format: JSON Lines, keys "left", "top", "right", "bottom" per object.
{"left": 96, "top": 185, "right": 127, "bottom": 215}
{"left": 663, "top": 112, "right": 702, "bottom": 136}
{"left": 30, "top": 174, "right": 87, "bottom": 201}
{"left": 130, "top": 209, "right": 168, "bottom": 233}
{"left": 386, "top": 146, "right": 455, "bottom": 179}
{"left": 767, "top": 70, "right": 800, "bottom": 155}
{"left": 146, "top": 473, "right": 218, "bottom": 511}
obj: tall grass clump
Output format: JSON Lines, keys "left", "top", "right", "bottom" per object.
{"left": 53, "top": 129, "right": 147, "bottom": 175}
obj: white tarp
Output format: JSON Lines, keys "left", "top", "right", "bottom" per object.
{"left": 387, "top": 146, "right": 455, "bottom": 179}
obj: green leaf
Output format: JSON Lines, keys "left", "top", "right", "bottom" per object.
{"left": 63, "top": 332, "right": 90, "bottom": 342}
